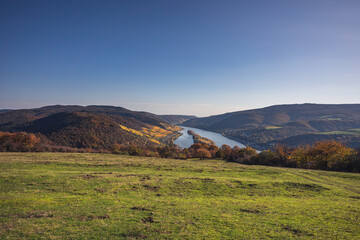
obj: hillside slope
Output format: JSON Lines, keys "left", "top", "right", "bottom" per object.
{"left": 159, "top": 115, "right": 197, "bottom": 125}
{"left": 0, "top": 109, "right": 12, "bottom": 114}
{"left": 0, "top": 105, "right": 181, "bottom": 149}
{"left": 1, "top": 152, "right": 359, "bottom": 239}
{"left": 183, "top": 104, "right": 360, "bottom": 149}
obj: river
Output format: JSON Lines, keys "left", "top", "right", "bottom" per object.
{"left": 174, "top": 126, "right": 245, "bottom": 149}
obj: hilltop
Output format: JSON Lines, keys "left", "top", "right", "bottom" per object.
{"left": 0, "top": 152, "right": 359, "bottom": 239}
{"left": 182, "top": 104, "right": 360, "bottom": 149}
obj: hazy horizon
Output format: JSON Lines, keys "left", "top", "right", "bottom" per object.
{"left": 2, "top": 102, "right": 360, "bottom": 118}
{"left": 1, "top": 0, "right": 359, "bottom": 116}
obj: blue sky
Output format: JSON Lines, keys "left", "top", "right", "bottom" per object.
{"left": 1, "top": 0, "right": 359, "bottom": 116}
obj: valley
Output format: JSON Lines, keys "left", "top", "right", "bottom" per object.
{"left": 174, "top": 126, "right": 245, "bottom": 149}
{"left": 182, "top": 104, "right": 360, "bottom": 150}
{"left": 1, "top": 104, "right": 360, "bottom": 151}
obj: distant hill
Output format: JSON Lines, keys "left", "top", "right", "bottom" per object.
{"left": 0, "top": 109, "right": 12, "bottom": 114}
{"left": 159, "top": 115, "right": 197, "bottom": 125}
{"left": 182, "top": 104, "right": 360, "bottom": 149}
{"left": 279, "top": 131, "right": 360, "bottom": 149}
{"left": 0, "top": 105, "right": 181, "bottom": 149}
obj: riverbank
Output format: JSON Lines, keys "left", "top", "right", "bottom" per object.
{"left": 187, "top": 130, "right": 215, "bottom": 145}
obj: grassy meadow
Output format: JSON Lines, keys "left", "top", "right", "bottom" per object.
{"left": 0, "top": 152, "right": 359, "bottom": 239}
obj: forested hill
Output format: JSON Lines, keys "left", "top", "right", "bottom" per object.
{"left": 0, "top": 105, "right": 180, "bottom": 149}
{"left": 0, "top": 109, "right": 12, "bottom": 114}
{"left": 159, "top": 115, "right": 197, "bottom": 125}
{"left": 182, "top": 104, "right": 360, "bottom": 149}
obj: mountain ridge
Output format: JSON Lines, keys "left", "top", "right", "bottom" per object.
{"left": 1, "top": 103, "right": 360, "bottom": 150}
{"left": 159, "top": 115, "right": 197, "bottom": 125}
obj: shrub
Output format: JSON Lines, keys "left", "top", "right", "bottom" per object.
{"left": 251, "top": 150, "right": 277, "bottom": 165}
{"left": 306, "top": 140, "right": 353, "bottom": 171}
{"left": 221, "top": 144, "right": 232, "bottom": 159}
{"left": 195, "top": 148, "right": 212, "bottom": 159}
{"left": 227, "top": 146, "right": 257, "bottom": 163}
{"left": 0, "top": 132, "right": 41, "bottom": 152}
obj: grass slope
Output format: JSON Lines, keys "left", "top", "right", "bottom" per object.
{"left": 1, "top": 153, "right": 359, "bottom": 239}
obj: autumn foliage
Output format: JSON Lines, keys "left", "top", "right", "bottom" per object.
{"left": 290, "top": 140, "right": 355, "bottom": 171}
{"left": 0, "top": 131, "right": 359, "bottom": 172}
{"left": 0, "top": 132, "right": 41, "bottom": 152}
{"left": 0, "top": 132, "right": 100, "bottom": 153}
{"left": 195, "top": 149, "right": 212, "bottom": 159}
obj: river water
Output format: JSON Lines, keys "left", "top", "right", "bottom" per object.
{"left": 174, "top": 126, "right": 245, "bottom": 149}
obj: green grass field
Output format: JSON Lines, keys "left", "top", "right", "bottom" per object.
{"left": 1, "top": 153, "right": 359, "bottom": 239}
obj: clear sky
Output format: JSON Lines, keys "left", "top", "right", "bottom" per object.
{"left": 1, "top": 0, "right": 359, "bottom": 116}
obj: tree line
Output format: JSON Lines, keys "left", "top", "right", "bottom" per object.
{"left": 1, "top": 131, "right": 359, "bottom": 172}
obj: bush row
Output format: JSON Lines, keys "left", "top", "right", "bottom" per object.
{"left": 1, "top": 131, "right": 359, "bottom": 172}
{"left": 110, "top": 141, "right": 360, "bottom": 172}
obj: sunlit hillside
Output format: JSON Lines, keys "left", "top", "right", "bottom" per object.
{"left": 1, "top": 152, "right": 359, "bottom": 239}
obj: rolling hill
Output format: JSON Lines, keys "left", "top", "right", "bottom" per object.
{"left": 0, "top": 109, "right": 12, "bottom": 114}
{"left": 182, "top": 104, "right": 360, "bottom": 149}
{"left": 0, "top": 105, "right": 181, "bottom": 149}
{"left": 159, "top": 115, "right": 197, "bottom": 125}
{"left": 2, "top": 103, "right": 360, "bottom": 150}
